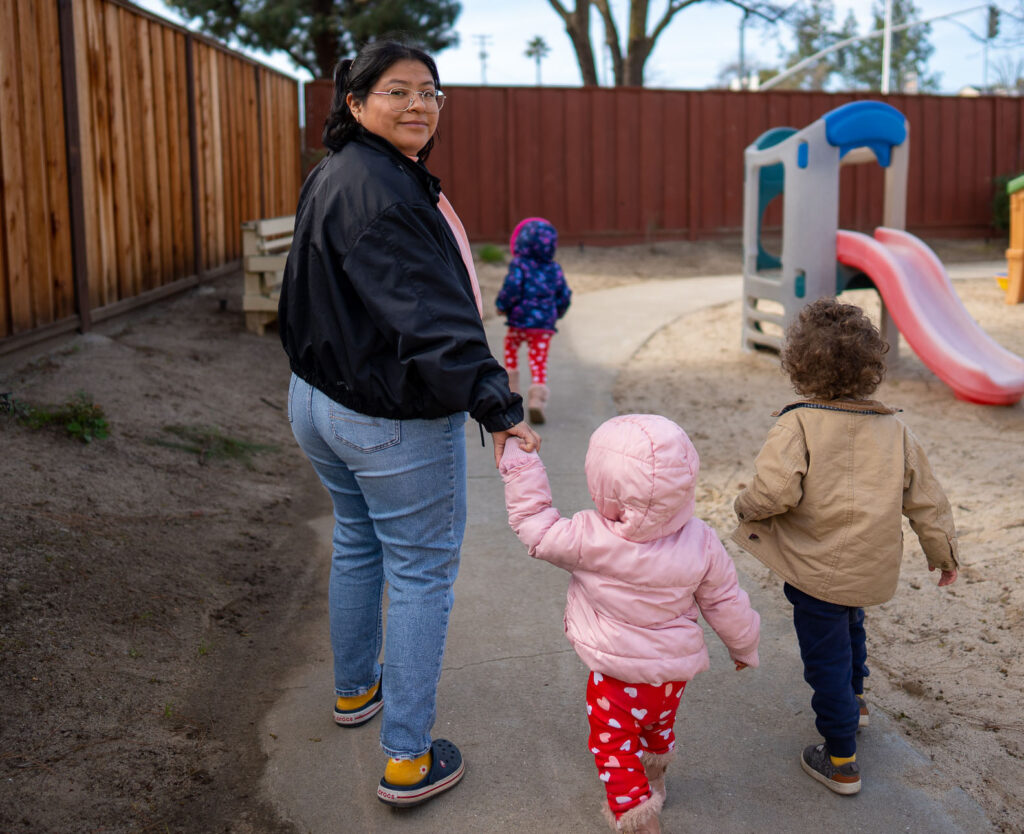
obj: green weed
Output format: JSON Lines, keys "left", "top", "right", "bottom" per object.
{"left": 149, "top": 424, "right": 276, "bottom": 467}
{"left": 1, "top": 391, "right": 109, "bottom": 443}
{"left": 478, "top": 243, "right": 505, "bottom": 264}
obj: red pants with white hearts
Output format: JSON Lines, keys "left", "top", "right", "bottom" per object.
{"left": 586, "top": 670, "right": 687, "bottom": 820}
{"left": 503, "top": 327, "right": 553, "bottom": 385}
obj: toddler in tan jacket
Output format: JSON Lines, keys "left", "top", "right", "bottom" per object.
{"left": 732, "top": 298, "right": 958, "bottom": 796}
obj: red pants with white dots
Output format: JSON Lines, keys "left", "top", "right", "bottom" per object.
{"left": 586, "top": 670, "right": 686, "bottom": 820}
{"left": 503, "top": 327, "right": 553, "bottom": 385}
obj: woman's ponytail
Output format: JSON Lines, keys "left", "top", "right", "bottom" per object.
{"left": 322, "top": 59, "right": 356, "bottom": 152}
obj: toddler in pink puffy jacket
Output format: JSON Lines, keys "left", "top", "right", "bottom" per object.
{"left": 500, "top": 414, "right": 760, "bottom": 834}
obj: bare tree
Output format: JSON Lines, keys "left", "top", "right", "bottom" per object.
{"left": 992, "top": 55, "right": 1024, "bottom": 94}
{"left": 544, "top": 0, "right": 599, "bottom": 86}
{"left": 547, "top": 0, "right": 784, "bottom": 88}
{"left": 592, "top": 0, "right": 705, "bottom": 86}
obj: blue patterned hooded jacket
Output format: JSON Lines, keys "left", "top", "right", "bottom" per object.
{"left": 495, "top": 219, "right": 572, "bottom": 331}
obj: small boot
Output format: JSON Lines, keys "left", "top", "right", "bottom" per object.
{"left": 527, "top": 383, "right": 549, "bottom": 424}
{"left": 602, "top": 794, "right": 663, "bottom": 833}
{"left": 641, "top": 750, "right": 675, "bottom": 805}
{"left": 506, "top": 367, "right": 520, "bottom": 395}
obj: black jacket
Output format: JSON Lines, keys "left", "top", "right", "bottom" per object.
{"left": 278, "top": 131, "right": 522, "bottom": 433}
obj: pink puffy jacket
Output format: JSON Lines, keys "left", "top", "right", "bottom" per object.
{"left": 500, "top": 414, "right": 760, "bottom": 685}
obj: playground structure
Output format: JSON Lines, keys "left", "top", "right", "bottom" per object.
{"left": 742, "top": 100, "right": 1024, "bottom": 406}
{"left": 1007, "top": 173, "right": 1024, "bottom": 305}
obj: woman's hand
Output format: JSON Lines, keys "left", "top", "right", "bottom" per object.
{"left": 492, "top": 421, "right": 541, "bottom": 467}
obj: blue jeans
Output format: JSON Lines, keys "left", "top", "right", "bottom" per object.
{"left": 784, "top": 583, "right": 868, "bottom": 758}
{"left": 288, "top": 374, "right": 467, "bottom": 759}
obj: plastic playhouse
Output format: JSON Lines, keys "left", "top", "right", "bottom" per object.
{"left": 742, "top": 100, "right": 1024, "bottom": 406}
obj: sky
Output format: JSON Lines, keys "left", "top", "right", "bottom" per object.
{"left": 132, "top": 1, "right": 1021, "bottom": 94}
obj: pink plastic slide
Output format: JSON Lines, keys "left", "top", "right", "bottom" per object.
{"left": 835, "top": 227, "right": 1024, "bottom": 405}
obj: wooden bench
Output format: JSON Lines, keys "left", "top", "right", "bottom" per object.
{"left": 241, "top": 215, "right": 294, "bottom": 334}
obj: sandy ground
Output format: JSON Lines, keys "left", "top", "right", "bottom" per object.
{"left": 1, "top": 235, "right": 1020, "bottom": 832}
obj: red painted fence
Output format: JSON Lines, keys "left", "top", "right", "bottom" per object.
{"left": 313, "top": 85, "right": 1020, "bottom": 246}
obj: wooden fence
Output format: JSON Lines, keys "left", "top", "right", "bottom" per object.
{"left": 423, "top": 86, "right": 1024, "bottom": 245}
{"left": 0, "top": 0, "right": 301, "bottom": 352}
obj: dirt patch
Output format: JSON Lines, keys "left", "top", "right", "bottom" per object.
{"left": 0, "top": 235, "right": 1014, "bottom": 831}
{"left": 0, "top": 283, "right": 321, "bottom": 833}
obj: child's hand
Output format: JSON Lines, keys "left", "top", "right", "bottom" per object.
{"left": 493, "top": 422, "right": 541, "bottom": 467}
{"left": 930, "top": 565, "right": 958, "bottom": 586}
{"left": 734, "top": 661, "right": 748, "bottom": 671}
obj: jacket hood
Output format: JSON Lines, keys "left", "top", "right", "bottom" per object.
{"left": 512, "top": 219, "right": 557, "bottom": 262}
{"left": 585, "top": 414, "right": 699, "bottom": 543}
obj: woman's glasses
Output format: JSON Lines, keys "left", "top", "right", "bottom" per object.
{"left": 369, "top": 88, "right": 446, "bottom": 112}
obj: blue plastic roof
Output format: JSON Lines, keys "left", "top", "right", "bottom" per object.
{"left": 823, "top": 101, "right": 906, "bottom": 167}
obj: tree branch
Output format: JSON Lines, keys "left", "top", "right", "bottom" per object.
{"left": 650, "top": 0, "right": 703, "bottom": 43}
{"left": 546, "top": 0, "right": 599, "bottom": 86}
{"left": 545, "top": 0, "right": 571, "bottom": 23}
{"left": 592, "top": 0, "right": 623, "bottom": 82}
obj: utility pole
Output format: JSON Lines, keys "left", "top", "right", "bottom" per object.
{"left": 473, "top": 34, "right": 492, "bottom": 85}
{"left": 881, "top": 0, "right": 893, "bottom": 93}
{"left": 738, "top": 8, "right": 750, "bottom": 87}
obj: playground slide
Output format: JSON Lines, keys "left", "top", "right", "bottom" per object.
{"left": 835, "top": 227, "right": 1024, "bottom": 405}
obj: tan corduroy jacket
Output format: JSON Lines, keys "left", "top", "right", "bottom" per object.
{"left": 731, "top": 399, "right": 959, "bottom": 607}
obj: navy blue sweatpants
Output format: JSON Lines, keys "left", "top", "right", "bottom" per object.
{"left": 784, "top": 583, "right": 868, "bottom": 758}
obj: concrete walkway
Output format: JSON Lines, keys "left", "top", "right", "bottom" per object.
{"left": 260, "top": 275, "right": 994, "bottom": 833}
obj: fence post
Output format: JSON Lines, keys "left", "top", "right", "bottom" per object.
{"left": 56, "top": 0, "right": 90, "bottom": 332}
{"left": 687, "top": 92, "right": 699, "bottom": 242}
{"left": 185, "top": 34, "right": 204, "bottom": 279}
{"left": 255, "top": 65, "right": 265, "bottom": 219}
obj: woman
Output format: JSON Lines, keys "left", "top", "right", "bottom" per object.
{"left": 278, "top": 40, "right": 540, "bottom": 808}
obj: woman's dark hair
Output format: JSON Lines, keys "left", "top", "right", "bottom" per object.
{"left": 322, "top": 40, "right": 441, "bottom": 159}
{"left": 780, "top": 298, "right": 889, "bottom": 400}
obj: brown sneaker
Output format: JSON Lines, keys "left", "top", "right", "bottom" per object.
{"left": 800, "top": 743, "right": 861, "bottom": 795}
{"left": 856, "top": 694, "right": 869, "bottom": 728}
{"left": 527, "top": 383, "right": 549, "bottom": 424}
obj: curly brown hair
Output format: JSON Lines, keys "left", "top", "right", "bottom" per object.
{"left": 780, "top": 298, "right": 889, "bottom": 400}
